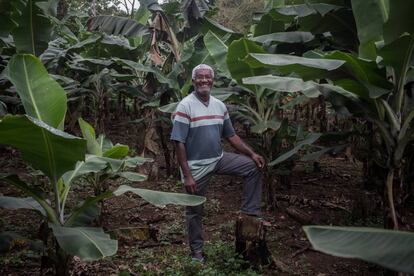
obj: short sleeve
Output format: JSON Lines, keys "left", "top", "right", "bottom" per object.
{"left": 170, "top": 103, "right": 190, "bottom": 143}
{"left": 222, "top": 108, "right": 235, "bottom": 138}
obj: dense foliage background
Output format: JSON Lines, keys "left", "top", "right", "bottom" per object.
{"left": 0, "top": 0, "right": 413, "bottom": 275}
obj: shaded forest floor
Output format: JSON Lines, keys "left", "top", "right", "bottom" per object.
{"left": 0, "top": 120, "right": 395, "bottom": 275}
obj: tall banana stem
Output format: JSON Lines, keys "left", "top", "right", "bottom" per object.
{"left": 386, "top": 169, "right": 399, "bottom": 230}
{"left": 53, "top": 178, "right": 63, "bottom": 225}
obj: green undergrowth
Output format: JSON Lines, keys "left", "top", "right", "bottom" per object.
{"left": 126, "top": 240, "right": 260, "bottom": 276}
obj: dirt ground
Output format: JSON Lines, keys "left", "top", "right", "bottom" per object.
{"left": 0, "top": 121, "right": 395, "bottom": 275}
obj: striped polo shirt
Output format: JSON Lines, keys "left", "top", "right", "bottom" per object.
{"left": 171, "top": 92, "right": 235, "bottom": 180}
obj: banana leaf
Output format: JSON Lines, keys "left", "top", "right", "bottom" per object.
{"left": 50, "top": 224, "right": 117, "bottom": 261}
{"left": 204, "top": 31, "right": 230, "bottom": 78}
{"left": 269, "top": 133, "right": 321, "bottom": 166}
{"left": 304, "top": 226, "right": 414, "bottom": 274}
{"left": 227, "top": 38, "right": 268, "bottom": 88}
{"left": 251, "top": 31, "right": 314, "bottom": 44}
{"left": 87, "top": 15, "right": 149, "bottom": 37}
{"left": 0, "top": 196, "right": 46, "bottom": 216}
{"left": 0, "top": 115, "right": 86, "bottom": 182}
{"left": 114, "top": 185, "right": 206, "bottom": 207}
{"left": 7, "top": 54, "right": 67, "bottom": 129}
{"left": 12, "top": 0, "right": 54, "bottom": 56}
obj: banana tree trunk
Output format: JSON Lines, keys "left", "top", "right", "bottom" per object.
{"left": 55, "top": 247, "right": 71, "bottom": 276}
{"left": 385, "top": 168, "right": 401, "bottom": 230}
{"left": 156, "top": 121, "right": 172, "bottom": 176}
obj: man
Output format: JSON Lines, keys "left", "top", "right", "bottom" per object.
{"left": 170, "top": 64, "right": 265, "bottom": 262}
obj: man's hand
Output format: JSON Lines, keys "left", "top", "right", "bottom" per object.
{"left": 251, "top": 153, "right": 265, "bottom": 169}
{"left": 227, "top": 135, "right": 265, "bottom": 169}
{"left": 184, "top": 175, "right": 197, "bottom": 194}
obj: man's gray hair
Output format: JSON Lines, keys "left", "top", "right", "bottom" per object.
{"left": 192, "top": 64, "right": 214, "bottom": 79}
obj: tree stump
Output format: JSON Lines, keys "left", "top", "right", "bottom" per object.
{"left": 235, "top": 215, "right": 271, "bottom": 265}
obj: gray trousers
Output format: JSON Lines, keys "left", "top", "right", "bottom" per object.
{"left": 186, "top": 152, "right": 263, "bottom": 253}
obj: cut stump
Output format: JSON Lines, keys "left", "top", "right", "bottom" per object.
{"left": 235, "top": 215, "right": 271, "bottom": 265}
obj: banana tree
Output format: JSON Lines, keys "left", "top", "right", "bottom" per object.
{"left": 241, "top": 0, "right": 414, "bottom": 230}
{"left": 73, "top": 118, "right": 151, "bottom": 206}
{"left": 0, "top": 54, "right": 205, "bottom": 275}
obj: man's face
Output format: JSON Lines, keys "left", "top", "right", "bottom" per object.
{"left": 193, "top": 68, "right": 213, "bottom": 97}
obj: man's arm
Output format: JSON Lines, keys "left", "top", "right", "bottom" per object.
{"left": 174, "top": 141, "right": 197, "bottom": 194}
{"left": 226, "top": 134, "right": 265, "bottom": 169}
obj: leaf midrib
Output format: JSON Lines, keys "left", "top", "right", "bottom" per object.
{"left": 23, "top": 56, "right": 42, "bottom": 121}
{"left": 23, "top": 58, "right": 57, "bottom": 183}
{"left": 79, "top": 229, "right": 105, "bottom": 257}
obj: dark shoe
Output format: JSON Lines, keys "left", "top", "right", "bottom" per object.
{"left": 191, "top": 250, "right": 205, "bottom": 263}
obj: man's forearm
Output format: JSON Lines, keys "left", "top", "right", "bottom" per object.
{"left": 174, "top": 141, "right": 193, "bottom": 178}
{"left": 227, "top": 134, "right": 255, "bottom": 157}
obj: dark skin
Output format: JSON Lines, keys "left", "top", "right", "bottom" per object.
{"left": 174, "top": 68, "right": 265, "bottom": 194}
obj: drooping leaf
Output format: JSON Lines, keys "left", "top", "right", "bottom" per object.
{"left": 304, "top": 226, "right": 414, "bottom": 274}
{"left": 12, "top": 0, "right": 54, "bottom": 56}
{"left": 251, "top": 32, "right": 314, "bottom": 44}
{"left": 114, "top": 185, "right": 206, "bottom": 207}
{"left": 0, "top": 175, "right": 57, "bottom": 223}
{"left": 87, "top": 15, "right": 149, "bottom": 37}
{"left": 182, "top": 0, "right": 210, "bottom": 24}
{"left": 152, "top": 13, "right": 181, "bottom": 61}
{"left": 50, "top": 224, "right": 117, "bottom": 261}
{"left": 0, "top": 115, "right": 86, "bottom": 182}
{"left": 7, "top": 54, "right": 67, "bottom": 128}
{"left": 0, "top": 196, "right": 46, "bottom": 216}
